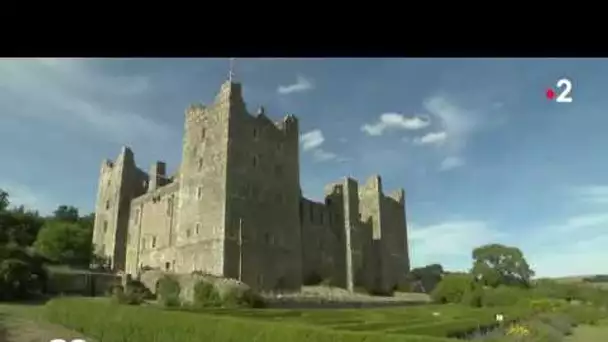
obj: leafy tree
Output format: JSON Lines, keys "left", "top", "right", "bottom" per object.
{"left": 34, "top": 220, "right": 92, "bottom": 267}
{"left": 0, "top": 244, "right": 48, "bottom": 300}
{"left": 407, "top": 263, "right": 444, "bottom": 293}
{"left": 431, "top": 273, "right": 474, "bottom": 304}
{"left": 471, "top": 243, "right": 535, "bottom": 288}
{"left": 0, "top": 207, "right": 44, "bottom": 247}
{"left": 0, "top": 189, "right": 8, "bottom": 211}
{"left": 52, "top": 205, "right": 80, "bottom": 223}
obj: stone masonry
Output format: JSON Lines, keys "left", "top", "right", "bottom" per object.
{"left": 92, "top": 78, "right": 411, "bottom": 293}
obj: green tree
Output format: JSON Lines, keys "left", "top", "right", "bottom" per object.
{"left": 34, "top": 220, "right": 92, "bottom": 267}
{"left": 52, "top": 205, "right": 80, "bottom": 223}
{"left": 471, "top": 243, "right": 535, "bottom": 288}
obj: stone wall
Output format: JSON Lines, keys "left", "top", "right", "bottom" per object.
{"left": 126, "top": 181, "right": 180, "bottom": 274}
{"left": 300, "top": 198, "right": 339, "bottom": 285}
{"left": 46, "top": 270, "right": 119, "bottom": 296}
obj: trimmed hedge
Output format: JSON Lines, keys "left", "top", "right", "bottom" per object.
{"left": 45, "top": 298, "right": 453, "bottom": 342}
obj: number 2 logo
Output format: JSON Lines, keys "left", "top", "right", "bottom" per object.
{"left": 555, "top": 78, "right": 573, "bottom": 103}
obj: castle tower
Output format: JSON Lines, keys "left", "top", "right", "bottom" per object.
{"left": 92, "top": 147, "right": 146, "bottom": 271}
{"left": 175, "top": 72, "right": 302, "bottom": 289}
{"left": 174, "top": 81, "right": 236, "bottom": 275}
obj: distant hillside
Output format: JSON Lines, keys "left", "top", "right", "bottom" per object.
{"left": 542, "top": 274, "right": 608, "bottom": 289}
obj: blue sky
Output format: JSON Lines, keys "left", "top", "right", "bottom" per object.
{"left": 0, "top": 58, "right": 606, "bottom": 278}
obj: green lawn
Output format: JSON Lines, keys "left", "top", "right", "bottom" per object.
{"left": 42, "top": 297, "right": 536, "bottom": 342}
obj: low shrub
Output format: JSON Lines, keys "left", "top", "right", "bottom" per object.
{"left": 482, "top": 286, "right": 532, "bottom": 307}
{"left": 223, "top": 287, "right": 266, "bottom": 308}
{"left": 111, "top": 280, "right": 153, "bottom": 305}
{"left": 192, "top": 280, "right": 221, "bottom": 308}
{"left": 157, "top": 275, "right": 181, "bottom": 307}
{"left": 431, "top": 274, "right": 474, "bottom": 304}
{"left": 528, "top": 299, "right": 567, "bottom": 314}
{"left": 45, "top": 298, "right": 453, "bottom": 342}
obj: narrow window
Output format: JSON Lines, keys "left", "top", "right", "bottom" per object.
{"left": 197, "top": 187, "right": 203, "bottom": 199}
{"left": 253, "top": 128, "right": 258, "bottom": 139}
{"left": 201, "top": 127, "right": 206, "bottom": 139}
{"left": 186, "top": 229, "right": 191, "bottom": 238}
{"left": 195, "top": 223, "right": 200, "bottom": 235}
{"left": 198, "top": 158, "right": 203, "bottom": 171}
{"left": 103, "top": 221, "right": 108, "bottom": 233}
{"left": 152, "top": 236, "right": 157, "bottom": 248}
{"left": 252, "top": 155, "right": 258, "bottom": 167}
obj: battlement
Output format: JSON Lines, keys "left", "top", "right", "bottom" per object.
{"left": 386, "top": 189, "right": 405, "bottom": 206}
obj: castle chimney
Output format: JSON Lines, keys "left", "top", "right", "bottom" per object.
{"left": 148, "top": 161, "right": 166, "bottom": 192}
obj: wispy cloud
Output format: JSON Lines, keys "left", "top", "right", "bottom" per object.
{"left": 300, "top": 129, "right": 325, "bottom": 151}
{"left": 523, "top": 211, "right": 608, "bottom": 277}
{"left": 413, "top": 131, "right": 447, "bottom": 146}
{"left": 0, "top": 58, "right": 172, "bottom": 143}
{"left": 571, "top": 185, "right": 608, "bottom": 204}
{"left": 299, "top": 129, "right": 340, "bottom": 163}
{"left": 440, "top": 156, "right": 464, "bottom": 171}
{"left": 361, "top": 113, "right": 430, "bottom": 136}
{"left": 406, "top": 95, "right": 482, "bottom": 171}
{"left": 277, "top": 75, "right": 314, "bottom": 95}
{"left": 410, "top": 210, "right": 608, "bottom": 277}
{"left": 313, "top": 149, "right": 337, "bottom": 162}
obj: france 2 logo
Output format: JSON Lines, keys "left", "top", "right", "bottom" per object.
{"left": 546, "top": 78, "right": 573, "bottom": 103}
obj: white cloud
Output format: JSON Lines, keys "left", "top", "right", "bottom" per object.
{"left": 409, "top": 220, "right": 504, "bottom": 270}
{"left": 0, "top": 58, "right": 171, "bottom": 143}
{"left": 300, "top": 129, "right": 325, "bottom": 151}
{"left": 362, "top": 113, "right": 430, "bottom": 136}
{"left": 413, "top": 131, "right": 447, "bottom": 146}
{"left": 440, "top": 156, "right": 464, "bottom": 170}
{"left": 571, "top": 185, "right": 608, "bottom": 204}
{"left": 277, "top": 75, "right": 314, "bottom": 94}
{"left": 299, "top": 129, "right": 342, "bottom": 163}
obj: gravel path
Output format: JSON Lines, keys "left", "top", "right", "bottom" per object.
{"left": 0, "top": 303, "right": 89, "bottom": 342}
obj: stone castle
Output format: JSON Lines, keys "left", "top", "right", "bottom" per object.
{"left": 92, "top": 77, "right": 410, "bottom": 293}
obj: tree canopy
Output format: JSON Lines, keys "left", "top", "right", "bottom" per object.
{"left": 0, "top": 188, "right": 95, "bottom": 300}
{"left": 470, "top": 243, "right": 535, "bottom": 288}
